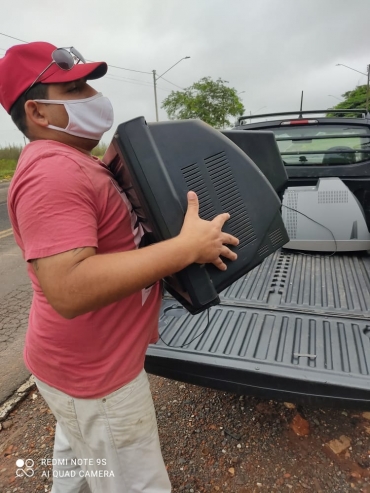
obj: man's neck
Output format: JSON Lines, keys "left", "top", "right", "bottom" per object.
{"left": 30, "top": 135, "right": 95, "bottom": 156}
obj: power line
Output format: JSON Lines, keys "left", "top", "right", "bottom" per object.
{"left": 0, "top": 31, "right": 185, "bottom": 115}
{"left": 0, "top": 32, "right": 152, "bottom": 75}
{"left": 107, "top": 63, "right": 151, "bottom": 75}
{"left": 104, "top": 74, "right": 154, "bottom": 87}
{"left": 105, "top": 75, "right": 148, "bottom": 85}
{"left": 107, "top": 72, "right": 174, "bottom": 91}
{"left": 106, "top": 74, "right": 154, "bottom": 86}
{"left": 0, "top": 44, "right": 176, "bottom": 92}
{"left": 0, "top": 33, "right": 27, "bottom": 43}
{"left": 161, "top": 77, "right": 184, "bottom": 90}
{"left": 105, "top": 74, "right": 171, "bottom": 92}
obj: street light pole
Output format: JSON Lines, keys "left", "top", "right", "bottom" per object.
{"left": 366, "top": 64, "right": 370, "bottom": 114}
{"left": 152, "top": 70, "right": 159, "bottom": 122}
{"left": 153, "top": 56, "right": 190, "bottom": 122}
{"left": 335, "top": 64, "right": 367, "bottom": 76}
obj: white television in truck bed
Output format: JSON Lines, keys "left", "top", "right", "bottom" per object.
{"left": 282, "top": 177, "right": 370, "bottom": 252}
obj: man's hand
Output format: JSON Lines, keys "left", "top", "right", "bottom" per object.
{"left": 179, "top": 191, "right": 239, "bottom": 271}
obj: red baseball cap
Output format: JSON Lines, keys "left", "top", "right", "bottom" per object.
{"left": 0, "top": 41, "right": 108, "bottom": 113}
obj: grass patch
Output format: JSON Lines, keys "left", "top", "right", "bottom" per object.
{"left": 0, "top": 144, "right": 23, "bottom": 161}
{"left": 91, "top": 142, "right": 107, "bottom": 157}
{"left": 0, "top": 145, "right": 22, "bottom": 180}
{"left": 0, "top": 159, "right": 17, "bottom": 180}
{"left": 0, "top": 142, "right": 108, "bottom": 180}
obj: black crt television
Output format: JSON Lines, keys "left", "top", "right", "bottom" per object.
{"left": 221, "top": 130, "right": 288, "bottom": 195}
{"left": 103, "top": 117, "right": 289, "bottom": 314}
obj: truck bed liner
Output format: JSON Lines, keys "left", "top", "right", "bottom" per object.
{"left": 145, "top": 251, "right": 370, "bottom": 407}
{"left": 222, "top": 250, "right": 370, "bottom": 315}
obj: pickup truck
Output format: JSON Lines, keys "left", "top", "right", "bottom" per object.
{"left": 144, "top": 109, "right": 370, "bottom": 409}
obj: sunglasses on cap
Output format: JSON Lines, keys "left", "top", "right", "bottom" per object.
{"left": 26, "top": 46, "right": 85, "bottom": 93}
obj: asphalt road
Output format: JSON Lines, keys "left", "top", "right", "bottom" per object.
{"left": 0, "top": 181, "right": 31, "bottom": 404}
{"left": 0, "top": 181, "right": 29, "bottom": 297}
{"left": 0, "top": 182, "right": 11, "bottom": 231}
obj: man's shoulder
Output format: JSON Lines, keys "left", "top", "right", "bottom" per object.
{"left": 14, "top": 140, "right": 97, "bottom": 182}
{"left": 10, "top": 141, "right": 100, "bottom": 201}
{"left": 20, "top": 140, "right": 86, "bottom": 164}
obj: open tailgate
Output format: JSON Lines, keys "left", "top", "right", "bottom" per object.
{"left": 145, "top": 250, "right": 370, "bottom": 408}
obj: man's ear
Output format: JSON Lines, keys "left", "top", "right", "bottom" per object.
{"left": 24, "top": 100, "right": 50, "bottom": 128}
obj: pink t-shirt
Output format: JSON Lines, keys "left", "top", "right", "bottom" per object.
{"left": 8, "top": 140, "right": 162, "bottom": 398}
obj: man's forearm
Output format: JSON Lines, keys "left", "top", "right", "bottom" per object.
{"left": 42, "top": 236, "right": 195, "bottom": 319}
{"left": 33, "top": 192, "right": 239, "bottom": 319}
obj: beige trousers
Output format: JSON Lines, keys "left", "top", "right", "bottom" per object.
{"left": 35, "top": 370, "right": 171, "bottom": 493}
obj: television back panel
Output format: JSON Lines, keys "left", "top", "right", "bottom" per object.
{"left": 222, "top": 130, "right": 288, "bottom": 194}
{"left": 106, "top": 117, "right": 289, "bottom": 313}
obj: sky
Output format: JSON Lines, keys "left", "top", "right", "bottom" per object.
{"left": 0, "top": 0, "right": 369, "bottom": 147}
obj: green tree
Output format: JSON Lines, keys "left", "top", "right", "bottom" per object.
{"left": 327, "top": 84, "right": 368, "bottom": 117}
{"left": 161, "top": 77, "right": 245, "bottom": 129}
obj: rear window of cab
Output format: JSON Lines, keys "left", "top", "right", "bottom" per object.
{"left": 270, "top": 124, "right": 370, "bottom": 166}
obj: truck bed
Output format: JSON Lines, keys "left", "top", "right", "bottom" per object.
{"left": 145, "top": 250, "right": 370, "bottom": 408}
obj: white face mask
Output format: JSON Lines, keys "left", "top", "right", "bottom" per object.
{"left": 34, "top": 92, "right": 114, "bottom": 141}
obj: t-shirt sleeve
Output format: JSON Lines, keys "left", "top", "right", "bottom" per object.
{"left": 13, "top": 155, "right": 99, "bottom": 261}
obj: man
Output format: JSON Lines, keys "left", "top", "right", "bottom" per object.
{"left": 0, "top": 42, "right": 238, "bottom": 493}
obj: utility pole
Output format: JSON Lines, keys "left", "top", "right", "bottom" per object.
{"left": 152, "top": 70, "right": 159, "bottom": 122}
{"left": 152, "top": 57, "right": 190, "bottom": 122}
{"left": 366, "top": 64, "right": 370, "bottom": 114}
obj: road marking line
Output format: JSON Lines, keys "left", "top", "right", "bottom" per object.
{"left": 0, "top": 228, "right": 13, "bottom": 239}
